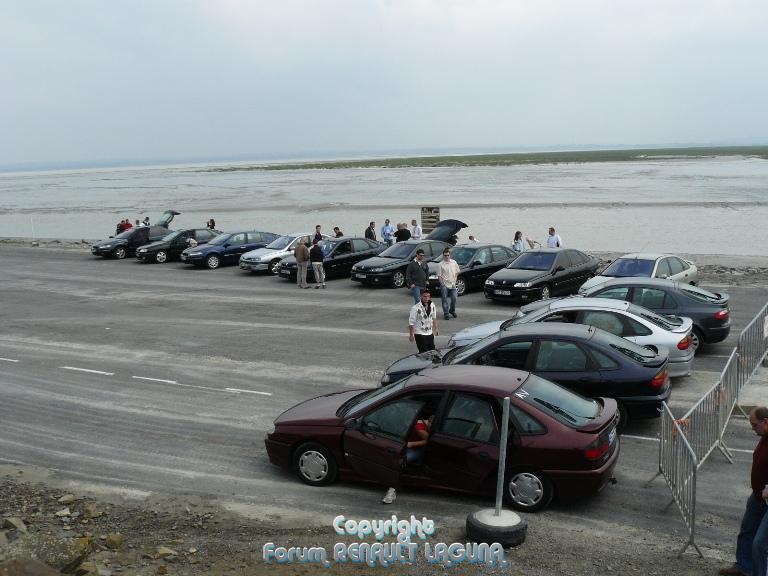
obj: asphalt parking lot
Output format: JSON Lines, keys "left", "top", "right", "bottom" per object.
{"left": 1, "top": 245, "right": 767, "bottom": 562}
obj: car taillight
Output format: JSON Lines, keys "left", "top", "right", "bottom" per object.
{"left": 651, "top": 368, "right": 668, "bottom": 389}
{"left": 714, "top": 309, "right": 729, "bottom": 321}
{"left": 677, "top": 335, "right": 691, "bottom": 350}
{"left": 584, "top": 438, "right": 610, "bottom": 461}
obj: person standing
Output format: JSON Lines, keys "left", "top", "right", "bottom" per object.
{"left": 365, "top": 222, "right": 377, "bottom": 241}
{"left": 333, "top": 227, "right": 344, "bottom": 238}
{"left": 309, "top": 239, "right": 326, "bottom": 289}
{"left": 468, "top": 235, "right": 480, "bottom": 243}
{"left": 381, "top": 219, "right": 395, "bottom": 246}
{"left": 411, "top": 219, "right": 422, "bottom": 240}
{"left": 405, "top": 249, "right": 429, "bottom": 303}
{"left": 207, "top": 218, "right": 216, "bottom": 230}
{"left": 437, "top": 248, "right": 461, "bottom": 320}
{"left": 511, "top": 231, "right": 528, "bottom": 253}
{"left": 123, "top": 219, "right": 133, "bottom": 230}
{"left": 408, "top": 289, "right": 439, "bottom": 353}
{"left": 313, "top": 225, "right": 323, "bottom": 244}
{"left": 142, "top": 217, "right": 150, "bottom": 226}
{"left": 546, "top": 227, "right": 563, "bottom": 248}
{"left": 394, "top": 223, "right": 411, "bottom": 242}
{"left": 294, "top": 240, "right": 310, "bottom": 289}
{"left": 719, "top": 407, "right": 768, "bottom": 576}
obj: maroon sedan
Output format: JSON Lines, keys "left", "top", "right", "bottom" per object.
{"left": 265, "top": 365, "right": 619, "bottom": 511}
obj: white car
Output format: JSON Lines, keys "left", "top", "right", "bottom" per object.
{"left": 448, "top": 297, "right": 695, "bottom": 377}
{"left": 239, "top": 232, "right": 330, "bottom": 274}
{"left": 580, "top": 253, "right": 698, "bottom": 293}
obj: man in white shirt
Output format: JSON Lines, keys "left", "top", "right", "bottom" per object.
{"left": 408, "top": 290, "right": 439, "bottom": 352}
{"left": 411, "top": 219, "right": 422, "bottom": 239}
{"left": 546, "top": 227, "right": 563, "bottom": 248}
{"left": 437, "top": 248, "right": 461, "bottom": 320}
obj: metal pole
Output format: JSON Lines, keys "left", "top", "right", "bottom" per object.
{"left": 495, "top": 396, "right": 511, "bottom": 517}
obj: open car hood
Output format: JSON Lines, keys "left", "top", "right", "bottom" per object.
{"left": 425, "top": 219, "right": 468, "bottom": 243}
{"left": 156, "top": 210, "right": 181, "bottom": 228}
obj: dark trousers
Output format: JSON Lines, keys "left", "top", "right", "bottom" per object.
{"left": 414, "top": 334, "right": 435, "bottom": 353}
{"left": 736, "top": 493, "right": 768, "bottom": 576}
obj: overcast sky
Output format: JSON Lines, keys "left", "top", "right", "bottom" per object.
{"left": 2, "top": 0, "right": 767, "bottom": 168}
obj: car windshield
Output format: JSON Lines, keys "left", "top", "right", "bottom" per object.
{"left": 207, "top": 233, "right": 231, "bottom": 246}
{"left": 508, "top": 252, "right": 555, "bottom": 271}
{"left": 266, "top": 235, "right": 295, "bottom": 250}
{"left": 681, "top": 285, "right": 723, "bottom": 303}
{"left": 628, "top": 304, "right": 676, "bottom": 331}
{"left": 598, "top": 332, "right": 659, "bottom": 363}
{"left": 113, "top": 229, "right": 136, "bottom": 240}
{"left": 380, "top": 243, "right": 416, "bottom": 258}
{"left": 432, "top": 247, "right": 474, "bottom": 266}
{"left": 337, "top": 380, "right": 407, "bottom": 416}
{"left": 162, "top": 230, "right": 183, "bottom": 242}
{"left": 602, "top": 258, "right": 655, "bottom": 277}
{"left": 516, "top": 374, "right": 599, "bottom": 428}
{"left": 445, "top": 332, "right": 501, "bottom": 364}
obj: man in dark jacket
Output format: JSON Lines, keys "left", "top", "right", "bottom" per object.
{"left": 309, "top": 239, "right": 326, "bottom": 289}
{"left": 394, "top": 223, "right": 411, "bottom": 242}
{"left": 405, "top": 249, "right": 428, "bottom": 304}
{"left": 364, "top": 222, "right": 376, "bottom": 241}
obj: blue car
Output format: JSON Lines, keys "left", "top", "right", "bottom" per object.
{"left": 180, "top": 230, "right": 279, "bottom": 269}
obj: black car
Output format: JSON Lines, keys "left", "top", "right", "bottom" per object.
{"left": 277, "top": 237, "right": 386, "bottom": 281}
{"left": 350, "top": 219, "right": 467, "bottom": 288}
{"left": 91, "top": 210, "right": 179, "bottom": 259}
{"left": 180, "top": 230, "right": 280, "bottom": 269}
{"left": 380, "top": 323, "right": 670, "bottom": 426}
{"left": 136, "top": 228, "right": 221, "bottom": 263}
{"left": 578, "top": 277, "right": 730, "bottom": 352}
{"left": 484, "top": 248, "right": 599, "bottom": 303}
{"left": 426, "top": 243, "right": 518, "bottom": 296}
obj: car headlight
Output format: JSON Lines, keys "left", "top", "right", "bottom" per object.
{"left": 428, "top": 274, "right": 438, "bottom": 280}
{"left": 371, "top": 267, "right": 383, "bottom": 273}
{"left": 189, "top": 252, "right": 203, "bottom": 256}
{"left": 102, "top": 244, "right": 112, "bottom": 249}
{"left": 485, "top": 279, "right": 494, "bottom": 286}
{"left": 514, "top": 282, "right": 533, "bottom": 288}
{"left": 138, "top": 248, "right": 147, "bottom": 253}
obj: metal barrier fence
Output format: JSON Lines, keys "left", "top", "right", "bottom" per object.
{"left": 738, "top": 301, "right": 768, "bottom": 383}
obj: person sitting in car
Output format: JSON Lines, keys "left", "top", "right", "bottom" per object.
{"left": 381, "top": 408, "right": 435, "bottom": 504}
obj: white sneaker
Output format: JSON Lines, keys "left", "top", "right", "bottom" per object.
{"left": 381, "top": 488, "right": 396, "bottom": 504}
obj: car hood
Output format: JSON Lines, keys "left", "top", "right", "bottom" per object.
{"left": 425, "top": 219, "right": 468, "bottom": 242}
{"left": 355, "top": 256, "right": 404, "bottom": 269}
{"left": 242, "top": 247, "right": 280, "bottom": 260}
{"left": 489, "top": 268, "right": 547, "bottom": 283}
{"left": 450, "top": 320, "right": 505, "bottom": 346}
{"left": 139, "top": 239, "right": 171, "bottom": 251}
{"left": 274, "top": 389, "right": 365, "bottom": 426}
{"left": 385, "top": 350, "right": 444, "bottom": 377}
{"left": 579, "top": 275, "right": 612, "bottom": 292}
{"left": 182, "top": 243, "right": 217, "bottom": 255}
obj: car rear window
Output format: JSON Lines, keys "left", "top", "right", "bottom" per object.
{"left": 681, "top": 285, "right": 724, "bottom": 303}
{"left": 514, "top": 374, "right": 599, "bottom": 428}
{"left": 602, "top": 258, "right": 655, "bottom": 277}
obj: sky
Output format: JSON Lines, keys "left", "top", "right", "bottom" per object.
{"left": 2, "top": 0, "right": 767, "bottom": 168}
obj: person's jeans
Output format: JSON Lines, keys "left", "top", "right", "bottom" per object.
{"left": 410, "top": 285, "right": 424, "bottom": 304}
{"left": 405, "top": 448, "right": 424, "bottom": 467}
{"left": 311, "top": 262, "right": 325, "bottom": 285}
{"left": 440, "top": 285, "right": 457, "bottom": 317}
{"left": 296, "top": 261, "right": 309, "bottom": 287}
{"left": 736, "top": 492, "right": 768, "bottom": 575}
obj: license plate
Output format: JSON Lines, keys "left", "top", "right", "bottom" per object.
{"left": 356, "top": 273, "right": 367, "bottom": 278}
{"left": 608, "top": 428, "right": 616, "bottom": 445}
{"left": 495, "top": 289, "right": 511, "bottom": 296}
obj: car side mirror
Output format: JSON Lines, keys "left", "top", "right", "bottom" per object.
{"left": 472, "top": 260, "right": 482, "bottom": 267}
{"left": 659, "top": 274, "right": 668, "bottom": 279}
{"left": 223, "top": 243, "right": 230, "bottom": 248}
{"left": 554, "top": 266, "right": 565, "bottom": 273}
{"left": 343, "top": 418, "right": 359, "bottom": 430}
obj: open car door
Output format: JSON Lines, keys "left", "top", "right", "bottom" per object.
{"left": 156, "top": 210, "right": 181, "bottom": 228}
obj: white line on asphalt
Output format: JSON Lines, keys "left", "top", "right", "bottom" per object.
{"left": 0, "top": 357, "right": 20, "bottom": 363}
{"left": 225, "top": 387, "right": 272, "bottom": 396}
{"left": 622, "top": 433, "right": 753, "bottom": 454}
{"left": 132, "top": 376, "right": 178, "bottom": 384}
{"left": 60, "top": 366, "right": 115, "bottom": 376}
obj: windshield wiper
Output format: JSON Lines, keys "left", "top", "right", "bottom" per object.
{"left": 337, "top": 391, "right": 368, "bottom": 416}
{"left": 533, "top": 398, "right": 594, "bottom": 423}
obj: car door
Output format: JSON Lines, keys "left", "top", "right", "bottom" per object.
{"left": 531, "top": 339, "right": 602, "bottom": 397}
{"left": 576, "top": 310, "right": 627, "bottom": 337}
{"left": 128, "top": 227, "right": 150, "bottom": 250}
{"left": 470, "top": 340, "right": 533, "bottom": 371}
{"left": 343, "top": 397, "right": 425, "bottom": 487}
{"left": 327, "top": 240, "right": 353, "bottom": 277}
{"left": 590, "top": 285, "right": 631, "bottom": 302}
{"left": 245, "top": 231, "right": 264, "bottom": 251}
{"left": 223, "top": 233, "right": 248, "bottom": 262}
{"left": 653, "top": 258, "right": 672, "bottom": 280}
{"left": 422, "top": 392, "right": 500, "bottom": 491}
{"left": 465, "top": 247, "right": 493, "bottom": 290}
{"left": 569, "top": 250, "right": 593, "bottom": 287}
{"left": 170, "top": 231, "right": 192, "bottom": 256}
{"left": 350, "top": 239, "right": 375, "bottom": 272}
{"left": 550, "top": 252, "right": 572, "bottom": 295}
{"left": 629, "top": 286, "right": 679, "bottom": 315}
{"left": 194, "top": 229, "right": 216, "bottom": 244}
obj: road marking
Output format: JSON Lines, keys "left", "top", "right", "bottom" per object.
{"left": 0, "top": 357, "right": 20, "bottom": 363}
{"left": 132, "top": 376, "right": 178, "bottom": 384}
{"left": 622, "top": 433, "right": 753, "bottom": 454}
{"left": 225, "top": 387, "right": 272, "bottom": 396}
{"left": 60, "top": 366, "right": 115, "bottom": 376}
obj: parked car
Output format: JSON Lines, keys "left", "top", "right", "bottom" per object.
{"left": 483, "top": 249, "right": 599, "bottom": 303}
{"left": 265, "top": 365, "right": 619, "bottom": 511}
{"left": 381, "top": 324, "right": 669, "bottom": 426}
{"left": 278, "top": 237, "right": 385, "bottom": 282}
{"left": 239, "top": 232, "right": 331, "bottom": 275}
{"left": 136, "top": 228, "right": 221, "bottom": 263}
{"left": 580, "top": 253, "right": 698, "bottom": 292}
{"left": 425, "top": 243, "right": 518, "bottom": 296}
{"left": 180, "top": 230, "right": 279, "bottom": 269}
{"left": 351, "top": 220, "right": 467, "bottom": 288}
{"left": 448, "top": 297, "right": 694, "bottom": 377}
{"left": 576, "top": 278, "right": 730, "bottom": 353}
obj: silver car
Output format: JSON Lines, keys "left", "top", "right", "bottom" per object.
{"left": 239, "top": 232, "right": 330, "bottom": 274}
{"left": 580, "top": 253, "right": 698, "bottom": 293}
{"left": 448, "top": 297, "right": 694, "bottom": 377}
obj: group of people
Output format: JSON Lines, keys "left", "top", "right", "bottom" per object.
{"left": 365, "top": 218, "right": 422, "bottom": 245}
{"left": 115, "top": 217, "right": 150, "bottom": 234}
{"left": 511, "top": 227, "right": 564, "bottom": 252}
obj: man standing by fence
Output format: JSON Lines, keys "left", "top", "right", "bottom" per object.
{"left": 720, "top": 406, "right": 768, "bottom": 576}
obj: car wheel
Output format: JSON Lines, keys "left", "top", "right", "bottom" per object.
{"left": 540, "top": 284, "right": 551, "bottom": 300}
{"left": 392, "top": 271, "right": 406, "bottom": 288}
{"left": 113, "top": 247, "right": 127, "bottom": 259}
{"left": 206, "top": 255, "right": 220, "bottom": 270}
{"left": 455, "top": 276, "right": 467, "bottom": 297}
{"left": 293, "top": 442, "right": 337, "bottom": 486}
{"left": 691, "top": 327, "right": 704, "bottom": 355}
{"left": 617, "top": 401, "right": 630, "bottom": 430}
{"left": 155, "top": 250, "right": 168, "bottom": 264}
{"left": 504, "top": 469, "right": 553, "bottom": 512}
{"left": 269, "top": 259, "right": 281, "bottom": 275}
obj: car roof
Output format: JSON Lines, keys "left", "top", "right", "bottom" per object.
{"left": 286, "top": 231, "right": 315, "bottom": 237}
{"left": 549, "top": 297, "right": 630, "bottom": 311}
{"left": 404, "top": 365, "right": 527, "bottom": 396}
{"left": 588, "top": 277, "right": 679, "bottom": 290}
{"left": 615, "top": 253, "right": 678, "bottom": 260}
{"left": 501, "top": 323, "right": 596, "bottom": 339}
{"left": 452, "top": 243, "right": 504, "bottom": 249}
{"left": 520, "top": 247, "right": 566, "bottom": 254}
